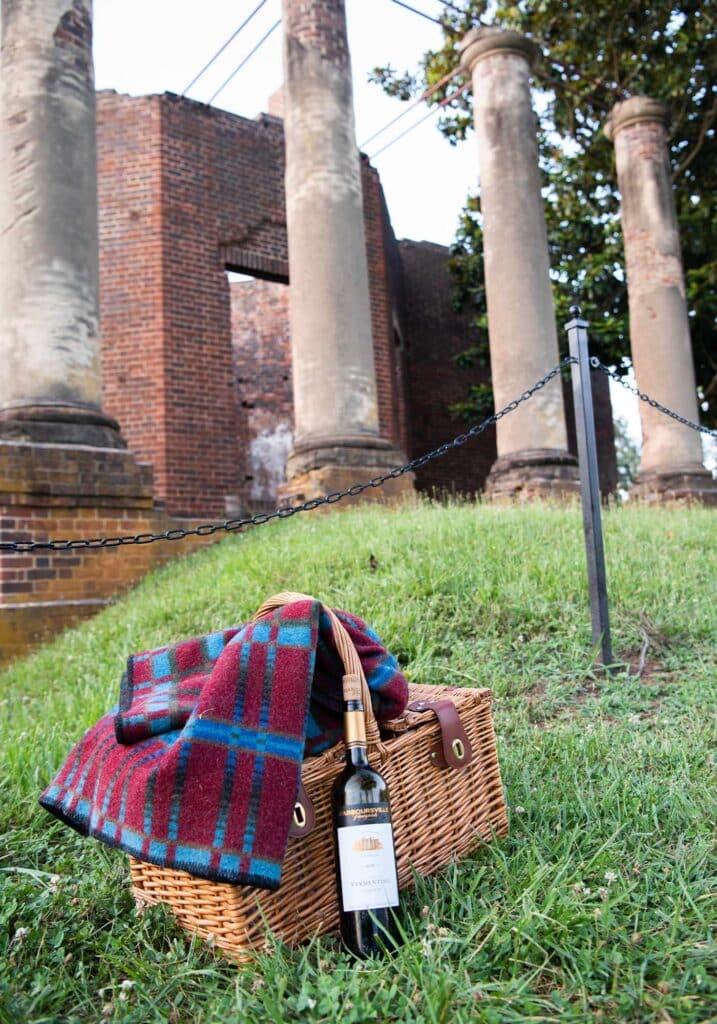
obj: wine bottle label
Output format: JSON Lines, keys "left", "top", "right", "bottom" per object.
{"left": 336, "top": 804, "right": 399, "bottom": 912}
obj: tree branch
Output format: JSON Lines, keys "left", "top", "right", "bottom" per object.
{"left": 673, "top": 95, "right": 717, "bottom": 182}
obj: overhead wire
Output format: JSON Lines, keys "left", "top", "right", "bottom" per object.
{"left": 181, "top": 0, "right": 271, "bottom": 97}
{"left": 368, "top": 80, "right": 470, "bottom": 159}
{"left": 388, "top": 0, "right": 445, "bottom": 26}
{"left": 359, "top": 66, "right": 461, "bottom": 150}
{"left": 207, "top": 19, "right": 282, "bottom": 106}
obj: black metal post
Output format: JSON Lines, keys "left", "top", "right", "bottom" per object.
{"left": 566, "top": 306, "right": 614, "bottom": 668}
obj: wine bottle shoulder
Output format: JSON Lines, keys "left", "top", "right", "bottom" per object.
{"left": 333, "top": 765, "right": 389, "bottom": 804}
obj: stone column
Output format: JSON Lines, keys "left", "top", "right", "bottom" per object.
{"left": 281, "top": 0, "right": 409, "bottom": 501}
{"left": 0, "top": 0, "right": 121, "bottom": 447}
{"left": 604, "top": 96, "right": 716, "bottom": 504}
{"left": 459, "top": 28, "right": 578, "bottom": 499}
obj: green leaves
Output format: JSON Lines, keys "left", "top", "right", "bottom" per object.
{"left": 372, "top": 0, "right": 717, "bottom": 428}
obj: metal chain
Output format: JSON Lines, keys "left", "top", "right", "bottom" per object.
{"left": 0, "top": 358, "right": 575, "bottom": 554}
{"left": 590, "top": 358, "right": 717, "bottom": 439}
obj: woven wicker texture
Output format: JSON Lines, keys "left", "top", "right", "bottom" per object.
{"left": 129, "top": 596, "right": 508, "bottom": 960}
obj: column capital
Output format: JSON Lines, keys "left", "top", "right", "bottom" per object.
{"left": 604, "top": 95, "right": 670, "bottom": 141}
{"left": 459, "top": 27, "right": 540, "bottom": 75}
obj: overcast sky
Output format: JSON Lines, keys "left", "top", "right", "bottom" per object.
{"left": 93, "top": 0, "right": 476, "bottom": 247}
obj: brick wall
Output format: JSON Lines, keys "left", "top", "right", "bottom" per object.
{"left": 98, "top": 92, "right": 403, "bottom": 514}
{"left": 397, "top": 241, "right": 497, "bottom": 494}
{"left": 97, "top": 93, "right": 289, "bottom": 518}
{"left": 97, "top": 90, "right": 618, "bottom": 515}
{"left": 98, "top": 94, "right": 168, "bottom": 493}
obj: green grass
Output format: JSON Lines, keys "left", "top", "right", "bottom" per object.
{"left": 1, "top": 500, "right": 716, "bottom": 1024}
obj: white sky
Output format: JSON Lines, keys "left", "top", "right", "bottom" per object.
{"left": 93, "top": 0, "right": 476, "bottom": 247}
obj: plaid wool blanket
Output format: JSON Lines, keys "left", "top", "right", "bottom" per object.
{"left": 40, "top": 599, "right": 407, "bottom": 889}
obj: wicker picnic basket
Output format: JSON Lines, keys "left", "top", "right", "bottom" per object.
{"left": 129, "top": 593, "right": 508, "bottom": 961}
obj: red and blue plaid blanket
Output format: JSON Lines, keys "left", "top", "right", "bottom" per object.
{"left": 40, "top": 599, "right": 407, "bottom": 889}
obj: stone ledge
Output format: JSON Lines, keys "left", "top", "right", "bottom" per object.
{"left": 0, "top": 440, "right": 154, "bottom": 505}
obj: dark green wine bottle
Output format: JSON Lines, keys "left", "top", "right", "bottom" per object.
{"left": 332, "top": 679, "right": 401, "bottom": 958}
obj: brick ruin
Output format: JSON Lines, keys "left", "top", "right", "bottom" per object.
{"left": 96, "top": 90, "right": 616, "bottom": 518}
{"left": 4, "top": 1, "right": 713, "bottom": 671}
{"left": 0, "top": 84, "right": 617, "bottom": 666}
{"left": 0, "top": 2, "right": 620, "bottom": 668}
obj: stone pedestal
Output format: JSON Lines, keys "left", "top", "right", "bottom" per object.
{"left": 459, "top": 28, "right": 578, "bottom": 500}
{"left": 280, "top": 436, "right": 410, "bottom": 504}
{"left": 605, "top": 96, "right": 716, "bottom": 505}
{"left": 281, "top": 0, "right": 410, "bottom": 500}
{"left": 0, "top": 0, "right": 122, "bottom": 448}
{"left": 485, "top": 449, "right": 582, "bottom": 502}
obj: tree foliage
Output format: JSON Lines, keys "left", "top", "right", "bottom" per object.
{"left": 371, "top": 1, "right": 716, "bottom": 427}
{"left": 613, "top": 415, "right": 642, "bottom": 497}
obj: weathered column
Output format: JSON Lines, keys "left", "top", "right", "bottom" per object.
{"left": 0, "top": 0, "right": 121, "bottom": 447}
{"left": 281, "top": 0, "right": 409, "bottom": 501}
{"left": 604, "top": 97, "right": 716, "bottom": 504}
{"left": 459, "top": 28, "right": 578, "bottom": 499}
{"left": 0, "top": 1, "right": 193, "bottom": 665}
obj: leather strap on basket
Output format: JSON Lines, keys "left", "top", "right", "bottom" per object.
{"left": 407, "top": 698, "right": 473, "bottom": 770}
{"left": 288, "top": 780, "right": 315, "bottom": 838}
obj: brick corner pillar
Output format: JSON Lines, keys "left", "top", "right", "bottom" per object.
{"left": 0, "top": 0, "right": 122, "bottom": 448}
{"left": 604, "top": 96, "right": 717, "bottom": 505}
{"left": 0, "top": 1, "right": 193, "bottom": 665}
{"left": 459, "top": 27, "right": 578, "bottom": 500}
{"left": 280, "top": 0, "right": 412, "bottom": 503}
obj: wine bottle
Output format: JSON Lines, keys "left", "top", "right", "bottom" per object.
{"left": 332, "top": 676, "right": 401, "bottom": 958}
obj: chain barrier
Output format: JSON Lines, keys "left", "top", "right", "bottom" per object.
{"left": 590, "top": 358, "right": 717, "bottom": 439}
{"left": 4, "top": 356, "right": 712, "bottom": 555}
{"left": 0, "top": 359, "right": 575, "bottom": 554}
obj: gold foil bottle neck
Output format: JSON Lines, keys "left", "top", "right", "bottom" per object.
{"left": 344, "top": 709, "right": 367, "bottom": 748}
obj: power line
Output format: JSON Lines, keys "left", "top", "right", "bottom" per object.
{"left": 208, "top": 19, "right": 282, "bottom": 106}
{"left": 434, "top": 0, "right": 469, "bottom": 14}
{"left": 388, "top": 0, "right": 445, "bottom": 26}
{"left": 181, "top": 0, "right": 271, "bottom": 97}
{"left": 368, "top": 80, "right": 470, "bottom": 160}
{"left": 359, "top": 67, "right": 461, "bottom": 150}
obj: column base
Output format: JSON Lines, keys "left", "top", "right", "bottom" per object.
{"left": 0, "top": 403, "right": 126, "bottom": 449}
{"left": 630, "top": 465, "right": 717, "bottom": 506}
{"left": 279, "top": 465, "right": 414, "bottom": 506}
{"left": 485, "top": 448, "right": 580, "bottom": 501}
{"left": 285, "top": 435, "right": 400, "bottom": 476}
{"left": 280, "top": 436, "right": 414, "bottom": 505}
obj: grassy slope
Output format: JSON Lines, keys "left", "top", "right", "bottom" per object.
{"left": 0, "top": 501, "right": 715, "bottom": 1024}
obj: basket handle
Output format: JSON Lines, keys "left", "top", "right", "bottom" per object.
{"left": 252, "top": 591, "right": 382, "bottom": 749}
